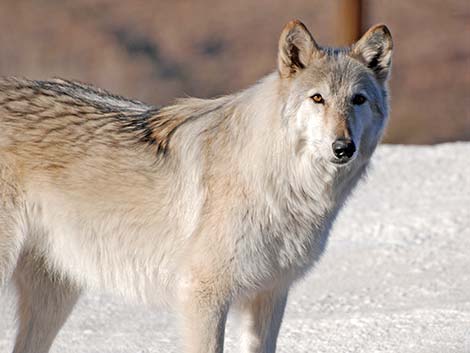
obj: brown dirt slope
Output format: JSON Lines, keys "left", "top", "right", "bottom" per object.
{"left": 0, "top": 0, "right": 468, "bottom": 144}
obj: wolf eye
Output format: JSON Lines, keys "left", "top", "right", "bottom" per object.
{"left": 352, "top": 94, "right": 367, "bottom": 105}
{"left": 311, "top": 94, "right": 324, "bottom": 104}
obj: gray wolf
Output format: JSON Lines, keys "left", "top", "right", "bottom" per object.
{"left": 0, "top": 20, "right": 392, "bottom": 353}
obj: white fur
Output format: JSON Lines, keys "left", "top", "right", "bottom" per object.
{"left": 0, "top": 21, "right": 392, "bottom": 353}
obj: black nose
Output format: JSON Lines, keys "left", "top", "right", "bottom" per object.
{"left": 332, "top": 139, "right": 356, "bottom": 159}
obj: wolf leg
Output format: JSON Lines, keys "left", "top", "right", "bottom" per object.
{"left": 0, "top": 219, "right": 22, "bottom": 290}
{"left": 238, "top": 287, "right": 289, "bottom": 353}
{"left": 12, "top": 252, "right": 81, "bottom": 353}
{"left": 0, "top": 199, "right": 24, "bottom": 290}
{"left": 179, "top": 281, "right": 229, "bottom": 353}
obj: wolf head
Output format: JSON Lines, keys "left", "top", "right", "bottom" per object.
{"left": 278, "top": 20, "right": 393, "bottom": 166}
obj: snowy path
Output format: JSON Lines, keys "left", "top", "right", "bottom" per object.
{"left": 1, "top": 143, "right": 470, "bottom": 353}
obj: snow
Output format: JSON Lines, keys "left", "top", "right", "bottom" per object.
{"left": 1, "top": 143, "right": 470, "bottom": 353}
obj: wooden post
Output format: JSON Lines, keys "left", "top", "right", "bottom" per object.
{"left": 336, "top": 0, "right": 364, "bottom": 46}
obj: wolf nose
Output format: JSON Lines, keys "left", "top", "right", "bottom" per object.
{"left": 332, "top": 139, "right": 356, "bottom": 159}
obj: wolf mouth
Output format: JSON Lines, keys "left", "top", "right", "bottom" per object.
{"left": 330, "top": 156, "right": 355, "bottom": 165}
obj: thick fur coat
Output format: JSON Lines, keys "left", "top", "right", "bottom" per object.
{"left": 0, "top": 20, "right": 392, "bottom": 353}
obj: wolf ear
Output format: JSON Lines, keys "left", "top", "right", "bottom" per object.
{"left": 278, "top": 20, "right": 319, "bottom": 78}
{"left": 352, "top": 24, "right": 393, "bottom": 83}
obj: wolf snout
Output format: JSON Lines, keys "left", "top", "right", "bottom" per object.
{"left": 332, "top": 138, "right": 356, "bottom": 162}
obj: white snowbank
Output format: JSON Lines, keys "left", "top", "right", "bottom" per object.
{"left": 1, "top": 143, "right": 470, "bottom": 353}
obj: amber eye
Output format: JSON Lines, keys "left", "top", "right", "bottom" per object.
{"left": 311, "top": 94, "right": 324, "bottom": 104}
{"left": 352, "top": 94, "right": 367, "bottom": 105}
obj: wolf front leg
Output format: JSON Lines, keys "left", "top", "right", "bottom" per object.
{"left": 179, "top": 273, "right": 230, "bottom": 353}
{"left": 238, "top": 287, "right": 289, "bottom": 353}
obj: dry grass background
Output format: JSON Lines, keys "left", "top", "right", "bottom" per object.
{"left": 0, "top": 0, "right": 468, "bottom": 144}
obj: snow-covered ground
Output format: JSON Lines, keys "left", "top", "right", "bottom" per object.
{"left": 1, "top": 143, "right": 469, "bottom": 353}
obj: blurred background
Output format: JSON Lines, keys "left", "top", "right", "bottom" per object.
{"left": 0, "top": 0, "right": 468, "bottom": 144}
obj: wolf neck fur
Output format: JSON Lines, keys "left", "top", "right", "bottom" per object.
{"left": 151, "top": 72, "right": 366, "bottom": 240}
